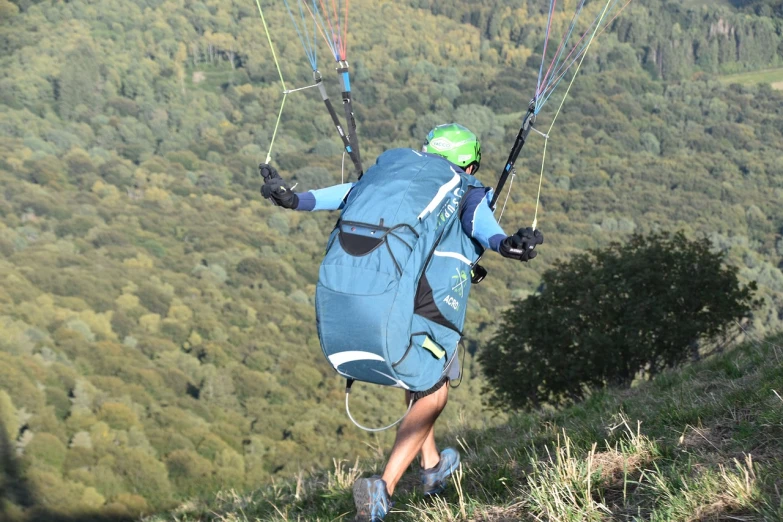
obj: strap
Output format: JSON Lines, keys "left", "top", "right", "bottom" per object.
{"left": 459, "top": 186, "right": 489, "bottom": 283}
{"left": 490, "top": 102, "right": 537, "bottom": 210}
{"left": 337, "top": 61, "right": 363, "bottom": 177}
{"left": 457, "top": 185, "right": 484, "bottom": 219}
{"left": 449, "top": 340, "right": 466, "bottom": 389}
{"left": 345, "top": 379, "right": 413, "bottom": 433}
{"left": 314, "top": 70, "right": 363, "bottom": 177}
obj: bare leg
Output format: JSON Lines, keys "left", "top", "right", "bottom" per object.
{"left": 401, "top": 393, "right": 440, "bottom": 470}
{"left": 419, "top": 424, "right": 440, "bottom": 470}
{"left": 382, "top": 384, "right": 449, "bottom": 496}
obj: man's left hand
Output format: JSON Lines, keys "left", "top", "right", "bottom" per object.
{"left": 259, "top": 163, "right": 298, "bottom": 209}
{"left": 499, "top": 227, "right": 544, "bottom": 262}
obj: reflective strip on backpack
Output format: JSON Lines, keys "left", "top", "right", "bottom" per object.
{"left": 328, "top": 351, "right": 385, "bottom": 367}
{"left": 417, "top": 172, "right": 461, "bottom": 220}
{"left": 433, "top": 250, "right": 472, "bottom": 266}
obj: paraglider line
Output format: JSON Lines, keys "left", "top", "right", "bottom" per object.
{"left": 594, "top": 0, "right": 635, "bottom": 40}
{"left": 266, "top": 95, "right": 287, "bottom": 164}
{"left": 536, "top": 0, "right": 557, "bottom": 96}
{"left": 300, "top": 0, "right": 318, "bottom": 67}
{"left": 316, "top": 0, "right": 337, "bottom": 59}
{"left": 283, "top": 0, "right": 318, "bottom": 69}
{"left": 254, "top": 0, "right": 286, "bottom": 91}
{"left": 254, "top": 0, "right": 288, "bottom": 163}
{"left": 538, "top": 0, "right": 584, "bottom": 96}
{"left": 537, "top": 0, "right": 587, "bottom": 102}
{"left": 497, "top": 169, "right": 516, "bottom": 224}
{"left": 330, "top": 0, "right": 343, "bottom": 60}
{"left": 538, "top": 39, "right": 591, "bottom": 110}
{"left": 304, "top": 0, "right": 338, "bottom": 58}
{"left": 318, "top": 0, "right": 341, "bottom": 60}
{"left": 343, "top": 0, "right": 350, "bottom": 58}
{"left": 533, "top": 0, "right": 614, "bottom": 230}
{"left": 538, "top": 14, "right": 611, "bottom": 108}
{"left": 538, "top": 0, "right": 620, "bottom": 106}
{"left": 341, "top": 150, "right": 346, "bottom": 184}
{"left": 539, "top": 0, "right": 633, "bottom": 108}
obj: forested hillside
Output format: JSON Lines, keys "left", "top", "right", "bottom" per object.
{"left": 424, "top": 0, "right": 783, "bottom": 78}
{"left": 1, "top": 0, "right": 782, "bottom": 518}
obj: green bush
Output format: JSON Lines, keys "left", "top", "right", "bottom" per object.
{"left": 480, "top": 232, "right": 760, "bottom": 410}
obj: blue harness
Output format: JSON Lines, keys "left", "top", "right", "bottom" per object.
{"left": 316, "top": 149, "right": 484, "bottom": 393}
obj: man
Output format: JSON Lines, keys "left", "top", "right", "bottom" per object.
{"left": 261, "top": 124, "right": 543, "bottom": 521}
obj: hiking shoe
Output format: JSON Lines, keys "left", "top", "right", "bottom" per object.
{"left": 353, "top": 475, "right": 391, "bottom": 521}
{"left": 420, "top": 447, "right": 460, "bottom": 496}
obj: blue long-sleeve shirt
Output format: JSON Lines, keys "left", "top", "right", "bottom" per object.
{"left": 295, "top": 183, "right": 507, "bottom": 252}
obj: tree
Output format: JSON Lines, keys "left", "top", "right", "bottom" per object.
{"left": 58, "top": 43, "right": 101, "bottom": 120}
{"left": 480, "top": 232, "right": 760, "bottom": 410}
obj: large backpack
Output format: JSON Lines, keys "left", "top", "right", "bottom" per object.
{"left": 315, "top": 148, "right": 485, "bottom": 395}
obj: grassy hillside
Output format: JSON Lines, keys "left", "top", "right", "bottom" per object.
{"left": 151, "top": 332, "right": 783, "bottom": 521}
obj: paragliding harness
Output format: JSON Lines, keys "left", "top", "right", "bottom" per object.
{"left": 315, "top": 149, "right": 484, "bottom": 431}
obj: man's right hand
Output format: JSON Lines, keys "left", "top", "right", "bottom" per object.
{"left": 260, "top": 164, "right": 298, "bottom": 209}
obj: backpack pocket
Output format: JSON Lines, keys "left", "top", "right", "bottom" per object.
{"left": 316, "top": 266, "right": 402, "bottom": 387}
{"left": 316, "top": 218, "right": 423, "bottom": 389}
{"left": 391, "top": 315, "right": 461, "bottom": 392}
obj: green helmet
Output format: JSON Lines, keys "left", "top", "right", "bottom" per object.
{"left": 423, "top": 123, "right": 481, "bottom": 173}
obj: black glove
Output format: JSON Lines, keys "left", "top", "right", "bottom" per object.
{"left": 259, "top": 164, "right": 298, "bottom": 209}
{"left": 499, "top": 227, "right": 544, "bottom": 262}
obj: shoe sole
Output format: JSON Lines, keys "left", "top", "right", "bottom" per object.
{"left": 353, "top": 478, "right": 374, "bottom": 521}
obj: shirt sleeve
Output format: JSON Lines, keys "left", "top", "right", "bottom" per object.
{"left": 460, "top": 188, "right": 507, "bottom": 252}
{"left": 295, "top": 183, "right": 355, "bottom": 211}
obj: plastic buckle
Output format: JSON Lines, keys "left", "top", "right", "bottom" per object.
{"left": 471, "top": 264, "right": 488, "bottom": 284}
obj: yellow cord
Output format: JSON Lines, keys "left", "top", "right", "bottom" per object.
{"left": 266, "top": 93, "right": 287, "bottom": 163}
{"left": 254, "top": 0, "right": 287, "bottom": 162}
{"left": 532, "top": 137, "right": 549, "bottom": 231}
{"left": 532, "top": 0, "right": 614, "bottom": 230}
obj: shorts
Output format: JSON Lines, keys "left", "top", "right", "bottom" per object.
{"left": 445, "top": 354, "right": 461, "bottom": 381}
{"left": 412, "top": 353, "right": 461, "bottom": 401}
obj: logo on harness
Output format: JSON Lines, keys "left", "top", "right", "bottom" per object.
{"left": 451, "top": 268, "right": 468, "bottom": 298}
{"left": 443, "top": 268, "right": 467, "bottom": 310}
{"left": 443, "top": 295, "right": 460, "bottom": 310}
{"left": 437, "top": 187, "right": 465, "bottom": 227}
